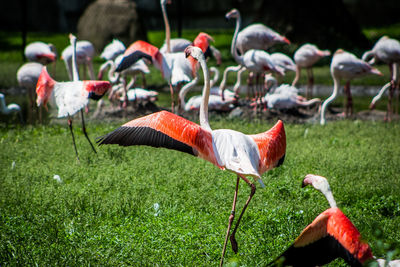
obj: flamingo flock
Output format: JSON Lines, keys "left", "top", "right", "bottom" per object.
{"left": 1, "top": 1, "right": 397, "bottom": 265}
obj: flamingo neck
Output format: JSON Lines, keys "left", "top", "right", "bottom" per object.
{"left": 161, "top": 2, "right": 171, "bottom": 53}
{"left": 320, "top": 74, "right": 339, "bottom": 125}
{"left": 71, "top": 38, "right": 80, "bottom": 81}
{"left": 231, "top": 14, "right": 243, "bottom": 64}
{"left": 319, "top": 186, "right": 337, "bottom": 208}
{"left": 179, "top": 76, "right": 199, "bottom": 110}
{"left": 198, "top": 56, "right": 211, "bottom": 130}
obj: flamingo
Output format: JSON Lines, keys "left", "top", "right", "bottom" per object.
{"left": 220, "top": 9, "right": 289, "bottom": 100}
{"left": 100, "top": 39, "right": 126, "bottom": 61}
{"left": 223, "top": 9, "right": 285, "bottom": 105}
{"left": 271, "top": 52, "right": 297, "bottom": 83}
{"left": 97, "top": 46, "right": 286, "bottom": 267}
{"left": 320, "top": 49, "right": 383, "bottom": 125}
{"left": 115, "top": 32, "right": 213, "bottom": 112}
{"left": 98, "top": 55, "right": 150, "bottom": 107}
{"left": 24, "top": 41, "right": 56, "bottom": 65}
{"left": 256, "top": 75, "right": 320, "bottom": 110}
{"left": 0, "top": 93, "right": 22, "bottom": 122}
{"left": 209, "top": 67, "right": 235, "bottom": 99}
{"left": 16, "top": 62, "right": 43, "bottom": 122}
{"left": 179, "top": 75, "right": 236, "bottom": 112}
{"left": 268, "top": 174, "right": 374, "bottom": 266}
{"left": 362, "top": 36, "right": 400, "bottom": 121}
{"left": 61, "top": 38, "right": 95, "bottom": 81}
{"left": 292, "top": 43, "right": 331, "bottom": 99}
{"left": 36, "top": 34, "right": 111, "bottom": 161}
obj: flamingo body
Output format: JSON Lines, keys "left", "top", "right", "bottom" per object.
{"left": 25, "top": 42, "right": 56, "bottom": 64}
{"left": 271, "top": 52, "right": 296, "bottom": 74}
{"left": 236, "top": 23, "right": 290, "bottom": 54}
{"left": 100, "top": 39, "right": 126, "bottom": 61}
{"left": 36, "top": 67, "right": 111, "bottom": 117}
{"left": 61, "top": 40, "right": 96, "bottom": 80}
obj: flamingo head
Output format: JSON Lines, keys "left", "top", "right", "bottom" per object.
{"left": 160, "top": 0, "right": 171, "bottom": 6}
{"left": 225, "top": 8, "right": 239, "bottom": 20}
{"left": 302, "top": 174, "right": 333, "bottom": 196}
{"left": 185, "top": 46, "right": 205, "bottom": 62}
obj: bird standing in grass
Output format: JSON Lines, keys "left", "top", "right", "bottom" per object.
{"left": 36, "top": 34, "right": 111, "bottom": 161}
{"left": 292, "top": 43, "right": 331, "bottom": 99}
{"left": 363, "top": 36, "right": 400, "bottom": 121}
{"left": 97, "top": 46, "right": 286, "bottom": 267}
{"left": 320, "top": 49, "right": 383, "bottom": 125}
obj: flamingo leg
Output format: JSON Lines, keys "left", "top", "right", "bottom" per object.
{"left": 68, "top": 117, "right": 79, "bottom": 161}
{"left": 229, "top": 174, "right": 256, "bottom": 254}
{"left": 344, "top": 81, "right": 352, "bottom": 117}
{"left": 306, "top": 67, "right": 314, "bottom": 99}
{"left": 169, "top": 83, "right": 175, "bottom": 113}
{"left": 81, "top": 110, "right": 97, "bottom": 154}
{"left": 220, "top": 175, "right": 240, "bottom": 267}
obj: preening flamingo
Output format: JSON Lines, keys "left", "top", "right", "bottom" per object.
{"left": 97, "top": 46, "right": 286, "bottom": 267}
{"left": 292, "top": 43, "right": 331, "bottom": 99}
{"left": 220, "top": 9, "right": 289, "bottom": 100}
{"left": 223, "top": 9, "right": 285, "bottom": 104}
{"left": 61, "top": 38, "right": 95, "bottom": 81}
{"left": 362, "top": 36, "right": 400, "bottom": 121}
{"left": 36, "top": 34, "right": 111, "bottom": 161}
{"left": 320, "top": 49, "right": 383, "bottom": 125}
{"left": 267, "top": 174, "right": 374, "bottom": 266}
{"left": 254, "top": 75, "right": 320, "bottom": 110}
{"left": 115, "top": 33, "right": 213, "bottom": 112}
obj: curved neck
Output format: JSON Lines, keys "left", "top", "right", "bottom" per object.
{"left": 231, "top": 14, "right": 243, "bottom": 64}
{"left": 198, "top": 55, "right": 211, "bottom": 130}
{"left": 320, "top": 74, "right": 339, "bottom": 125}
{"left": 108, "top": 61, "right": 119, "bottom": 83}
{"left": 71, "top": 37, "right": 80, "bottom": 81}
{"left": 0, "top": 94, "right": 6, "bottom": 111}
{"left": 210, "top": 67, "right": 219, "bottom": 88}
{"left": 179, "top": 76, "right": 199, "bottom": 109}
{"left": 319, "top": 185, "right": 337, "bottom": 208}
{"left": 161, "top": 2, "right": 171, "bottom": 53}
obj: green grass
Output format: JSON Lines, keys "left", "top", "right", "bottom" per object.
{"left": 0, "top": 120, "right": 399, "bottom": 265}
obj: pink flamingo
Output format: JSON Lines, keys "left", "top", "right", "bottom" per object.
{"left": 36, "top": 34, "right": 111, "bottom": 161}
{"left": 362, "top": 36, "right": 400, "bottom": 121}
{"left": 97, "top": 46, "right": 286, "bottom": 267}
{"left": 24, "top": 41, "right": 56, "bottom": 65}
{"left": 292, "top": 43, "right": 331, "bottom": 99}
{"left": 224, "top": 9, "right": 284, "bottom": 109}
{"left": 320, "top": 49, "right": 382, "bottom": 125}
{"left": 220, "top": 9, "right": 290, "bottom": 99}
{"left": 61, "top": 38, "right": 95, "bottom": 81}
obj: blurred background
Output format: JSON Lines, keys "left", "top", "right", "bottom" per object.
{"left": 2, "top": 0, "right": 400, "bottom": 53}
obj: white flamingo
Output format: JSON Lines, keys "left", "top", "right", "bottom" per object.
{"left": 36, "top": 34, "right": 111, "bottom": 161}
{"left": 61, "top": 38, "right": 95, "bottom": 81}
{"left": 100, "top": 39, "right": 126, "bottom": 61}
{"left": 362, "top": 36, "right": 400, "bottom": 121}
{"left": 220, "top": 8, "right": 289, "bottom": 99}
{"left": 24, "top": 41, "right": 56, "bottom": 65}
{"left": 320, "top": 49, "right": 382, "bottom": 125}
{"left": 292, "top": 43, "right": 331, "bottom": 98}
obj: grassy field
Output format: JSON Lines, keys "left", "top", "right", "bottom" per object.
{"left": 1, "top": 27, "right": 400, "bottom": 266}
{"left": 1, "top": 119, "right": 399, "bottom": 265}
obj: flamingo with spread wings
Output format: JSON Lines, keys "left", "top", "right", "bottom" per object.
{"left": 36, "top": 34, "right": 111, "bottom": 161}
{"left": 97, "top": 46, "right": 286, "bottom": 267}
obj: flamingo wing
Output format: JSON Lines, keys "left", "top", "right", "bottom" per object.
{"left": 267, "top": 208, "right": 373, "bottom": 267}
{"left": 97, "top": 110, "right": 214, "bottom": 158}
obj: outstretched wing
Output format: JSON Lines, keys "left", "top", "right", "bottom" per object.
{"left": 267, "top": 208, "right": 373, "bottom": 267}
{"left": 97, "top": 111, "right": 214, "bottom": 159}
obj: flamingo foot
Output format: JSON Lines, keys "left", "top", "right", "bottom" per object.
{"left": 229, "top": 234, "right": 238, "bottom": 254}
